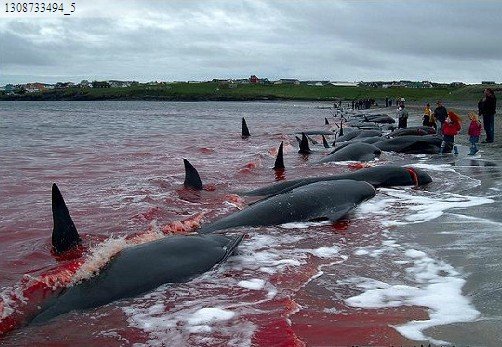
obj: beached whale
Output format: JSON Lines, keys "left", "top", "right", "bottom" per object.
{"left": 35, "top": 184, "right": 243, "bottom": 323}
{"left": 388, "top": 126, "right": 436, "bottom": 137}
{"left": 319, "top": 143, "right": 382, "bottom": 163}
{"left": 198, "top": 180, "right": 376, "bottom": 234}
{"left": 374, "top": 135, "right": 442, "bottom": 154}
{"left": 362, "top": 114, "right": 395, "bottom": 124}
{"left": 243, "top": 165, "right": 432, "bottom": 197}
{"left": 295, "top": 130, "right": 335, "bottom": 136}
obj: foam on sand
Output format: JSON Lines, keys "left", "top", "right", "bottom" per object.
{"left": 357, "top": 188, "right": 493, "bottom": 226}
{"left": 342, "top": 248, "right": 480, "bottom": 344}
{"left": 187, "top": 307, "right": 235, "bottom": 326}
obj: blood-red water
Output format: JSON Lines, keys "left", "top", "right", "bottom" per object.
{"left": 0, "top": 101, "right": 427, "bottom": 345}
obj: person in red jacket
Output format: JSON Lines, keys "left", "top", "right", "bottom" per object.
{"left": 468, "top": 112, "right": 482, "bottom": 155}
{"left": 440, "top": 111, "right": 462, "bottom": 154}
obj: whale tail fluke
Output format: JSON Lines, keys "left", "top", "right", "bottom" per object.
{"left": 325, "top": 117, "right": 330, "bottom": 125}
{"left": 183, "top": 159, "right": 203, "bottom": 190}
{"left": 242, "top": 117, "right": 250, "bottom": 138}
{"left": 299, "top": 133, "right": 311, "bottom": 154}
{"left": 273, "top": 142, "right": 285, "bottom": 170}
{"left": 52, "top": 183, "right": 81, "bottom": 254}
{"left": 322, "top": 135, "right": 330, "bottom": 148}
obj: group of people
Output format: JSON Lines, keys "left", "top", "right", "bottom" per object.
{"left": 397, "top": 88, "right": 497, "bottom": 155}
{"left": 352, "top": 98, "right": 375, "bottom": 110}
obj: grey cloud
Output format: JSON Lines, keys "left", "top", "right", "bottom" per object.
{"left": 1, "top": 0, "right": 501, "bottom": 84}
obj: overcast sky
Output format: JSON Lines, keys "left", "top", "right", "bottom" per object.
{"left": 1, "top": 0, "right": 501, "bottom": 84}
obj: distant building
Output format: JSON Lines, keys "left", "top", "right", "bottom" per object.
{"left": 274, "top": 79, "right": 300, "bottom": 85}
{"left": 482, "top": 81, "right": 496, "bottom": 85}
{"left": 78, "top": 80, "right": 92, "bottom": 88}
{"left": 234, "top": 79, "right": 250, "bottom": 84}
{"left": 55, "top": 82, "right": 75, "bottom": 89}
{"left": 25, "top": 82, "right": 46, "bottom": 93}
{"left": 249, "top": 75, "right": 258, "bottom": 84}
{"left": 302, "top": 81, "right": 330, "bottom": 86}
{"left": 449, "top": 82, "right": 465, "bottom": 87}
{"left": 92, "top": 81, "right": 111, "bottom": 88}
{"left": 108, "top": 80, "right": 134, "bottom": 88}
{"left": 330, "top": 81, "right": 358, "bottom": 87}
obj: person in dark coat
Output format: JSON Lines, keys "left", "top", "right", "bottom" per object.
{"left": 479, "top": 88, "right": 497, "bottom": 143}
{"left": 397, "top": 99, "right": 408, "bottom": 129}
{"left": 434, "top": 100, "right": 448, "bottom": 132}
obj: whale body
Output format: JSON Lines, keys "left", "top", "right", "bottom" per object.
{"left": 198, "top": 180, "right": 376, "bottom": 234}
{"left": 243, "top": 165, "right": 432, "bottom": 197}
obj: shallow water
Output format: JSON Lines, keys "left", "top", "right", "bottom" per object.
{"left": 0, "top": 101, "right": 501, "bottom": 346}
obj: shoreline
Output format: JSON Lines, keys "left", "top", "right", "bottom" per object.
{"left": 1, "top": 82, "right": 499, "bottom": 102}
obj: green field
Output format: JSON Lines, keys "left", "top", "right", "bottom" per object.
{"left": 1, "top": 82, "right": 499, "bottom": 102}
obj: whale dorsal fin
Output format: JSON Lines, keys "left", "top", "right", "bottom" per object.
{"left": 306, "top": 134, "right": 318, "bottom": 145}
{"left": 242, "top": 117, "right": 250, "bottom": 138}
{"left": 298, "top": 133, "right": 311, "bottom": 154}
{"left": 331, "top": 133, "right": 338, "bottom": 147}
{"left": 273, "top": 142, "right": 285, "bottom": 170}
{"left": 183, "top": 159, "right": 203, "bottom": 190}
{"left": 322, "top": 135, "right": 330, "bottom": 148}
{"left": 52, "top": 183, "right": 81, "bottom": 254}
{"left": 325, "top": 117, "right": 330, "bottom": 125}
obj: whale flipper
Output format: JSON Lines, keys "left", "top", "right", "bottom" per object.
{"left": 242, "top": 117, "right": 250, "bottom": 138}
{"left": 219, "top": 233, "right": 244, "bottom": 263}
{"left": 52, "top": 184, "right": 81, "bottom": 254}
{"left": 324, "top": 204, "right": 354, "bottom": 222}
{"left": 325, "top": 117, "right": 330, "bottom": 125}
{"left": 183, "top": 159, "right": 203, "bottom": 190}
{"left": 322, "top": 135, "right": 330, "bottom": 148}
{"left": 295, "top": 135, "right": 302, "bottom": 144}
{"left": 273, "top": 142, "right": 285, "bottom": 170}
{"left": 299, "top": 133, "right": 311, "bottom": 154}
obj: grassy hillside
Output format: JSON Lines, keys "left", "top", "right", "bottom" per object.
{"left": 1, "top": 82, "right": 500, "bottom": 102}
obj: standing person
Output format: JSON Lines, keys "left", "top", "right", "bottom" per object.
{"left": 434, "top": 100, "right": 448, "bottom": 132}
{"left": 467, "top": 112, "right": 482, "bottom": 155}
{"left": 440, "top": 111, "right": 462, "bottom": 154}
{"left": 397, "top": 98, "right": 408, "bottom": 129}
{"left": 422, "top": 103, "right": 437, "bottom": 130}
{"left": 479, "top": 88, "right": 497, "bottom": 143}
